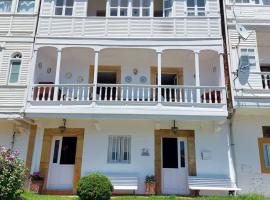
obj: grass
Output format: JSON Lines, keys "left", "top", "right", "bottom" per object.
{"left": 22, "top": 193, "right": 267, "bottom": 200}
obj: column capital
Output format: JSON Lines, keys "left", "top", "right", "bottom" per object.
{"left": 57, "top": 48, "right": 62, "bottom": 53}
{"left": 156, "top": 49, "right": 163, "bottom": 54}
{"left": 218, "top": 51, "right": 224, "bottom": 55}
{"left": 193, "top": 50, "right": 200, "bottom": 54}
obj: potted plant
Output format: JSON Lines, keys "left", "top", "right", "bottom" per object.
{"left": 145, "top": 175, "right": 156, "bottom": 195}
{"left": 29, "top": 172, "right": 44, "bottom": 194}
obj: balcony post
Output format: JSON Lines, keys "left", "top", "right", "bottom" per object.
{"left": 219, "top": 51, "right": 226, "bottom": 103}
{"left": 92, "top": 50, "right": 99, "bottom": 104}
{"left": 27, "top": 48, "right": 38, "bottom": 101}
{"left": 53, "top": 48, "right": 62, "bottom": 101}
{"left": 157, "top": 50, "right": 162, "bottom": 103}
{"left": 194, "top": 50, "right": 200, "bottom": 103}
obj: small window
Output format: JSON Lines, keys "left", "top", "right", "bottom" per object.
{"left": 164, "top": 0, "right": 173, "bottom": 17}
{"left": 110, "top": 0, "right": 128, "bottom": 16}
{"left": 132, "top": 0, "right": 150, "bottom": 17}
{"left": 0, "top": 0, "right": 12, "bottom": 12}
{"left": 258, "top": 127, "right": 270, "bottom": 173}
{"left": 55, "top": 0, "right": 74, "bottom": 16}
{"left": 187, "top": 0, "right": 206, "bottom": 16}
{"left": 8, "top": 53, "right": 22, "bottom": 84}
{"left": 17, "top": 0, "right": 35, "bottom": 13}
{"left": 108, "top": 136, "right": 131, "bottom": 164}
{"left": 239, "top": 48, "right": 256, "bottom": 71}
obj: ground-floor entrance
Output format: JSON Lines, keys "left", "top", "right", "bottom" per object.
{"left": 162, "top": 137, "right": 189, "bottom": 194}
{"left": 39, "top": 128, "right": 84, "bottom": 194}
{"left": 155, "top": 129, "right": 196, "bottom": 195}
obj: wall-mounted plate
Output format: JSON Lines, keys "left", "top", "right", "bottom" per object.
{"left": 140, "top": 76, "right": 147, "bottom": 83}
{"left": 125, "top": 76, "right": 132, "bottom": 83}
{"left": 65, "top": 72, "right": 72, "bottom": 79}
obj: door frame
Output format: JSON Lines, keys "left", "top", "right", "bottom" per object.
{"left": 155, "top": 129, "right": 196, "bottom": 194}
{"left": 150, "top": 67, "right": 184, "bottom": 85}
{"left": 39, "top": 128, "right": 84, "bottom": 194}
{"left": 89, "top": 65, "right": 121, "bottom": 84}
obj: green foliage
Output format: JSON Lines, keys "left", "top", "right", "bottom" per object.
{"left": 0, "top": 146, "right": 27, "bottom": 200}
{"left": 77, "top": 173, "right": 113, "bottom": 200}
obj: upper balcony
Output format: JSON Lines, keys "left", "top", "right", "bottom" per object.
{"left": 25, "top": 46, "right": 227, "bottom": 120}
{"left": 226, "top": 0, "right": 270, "bottom": 25}
{"left": 232, "top": 31, "right": 270, "bottom": 107}
{"left": 0, "top": 0, "right": 40, "bottom": 39}
{"left": 37, "top": 0, "right": 222, "bottom": 40}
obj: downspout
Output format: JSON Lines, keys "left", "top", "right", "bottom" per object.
{"left": 219, "top": 0, "right": 238, "bottom": 185}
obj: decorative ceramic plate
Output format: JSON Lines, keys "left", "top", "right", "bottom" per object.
{"left": 140, "top": 76, "right": 147, "bottom": 83}
{"left": 125, "top": 76, "right": 132, "bottom": 83}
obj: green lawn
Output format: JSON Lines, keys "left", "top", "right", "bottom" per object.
{"left": 22, "top": 193, "right": 267, "bottom": 200}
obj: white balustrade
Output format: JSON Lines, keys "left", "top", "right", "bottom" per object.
{"left": 31, "top": 84, "right": 225, "bottom": 105}
{"left": 38, "top": 16, "right": 221, "bottom": 38}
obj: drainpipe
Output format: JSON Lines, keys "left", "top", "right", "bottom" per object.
{"left": 219, "top": 0, "right": 238, "bottom": 185}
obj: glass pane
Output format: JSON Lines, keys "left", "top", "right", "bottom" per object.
{"left": 65, "top": 8, "right": 73, "bottom": 16}
{"left": 133, "top": 0, "right": 140, "bottom": 7}
{"left": 60, "top": 137, "right": 77, "bottom": 165}
{"left": 132, "top": 8, "right": 140, "bottom": 16}
{"left": 9, "top": 61, "right": 21, "bottom": 83}
{"left": 66, "top": 0, "right": 74, "bottom": 6}
{"left": 111, "top": 0, "right": 118, "bottom": 7}
{"left": 197, "top": 0, "right": 205, "bottom": 7}
{"left": 163, "top": 138, "right": 178, "bottom": 168}
{"left": 264, "top": 144, "right": 270, "bottom": 168}
{"left": 56, "top": 0, "right": 64, "bottom": 6}
{"left": 164, "top": 9, "right": 172, "bottom": 17}
{"left": 9, "top": 74, "right": 19, "bottom": 83}
{"left": 180, "top": 141, "right": 185, "bottom": 168}
{"left": 55, "top": 7, "right": 63, "bottom": 15}
{"left": 110, "top": 8, "right": 117, "bottom": 16}
{"left": 142, "top": 8, "right": 150, "bottom": 16}
{"left": 53, "top": 140, "right": 60, "bottom": 163}
{"left": 120, "top": 8, "right": 127, "bottom": 16}
{"left": 263, "top": 127, "right": 270, "bottom": 138}
{"left": 0, "top": 0, "right": 12, "bottom": 12}
{"left": 187, "top": 0, "right": 195, "bottom": 7}
{"left": 143, "top": 0, "right": 150, "bottom": 7}
{"left": 17, "top": 0, "right": 35, "bottom": 13}
{"left": 121, "top": 0, "right": 128, "bottom": 6}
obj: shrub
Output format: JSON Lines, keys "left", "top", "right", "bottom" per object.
{"left": 0, "top": 146, "right": 27, "bottom": 200}
{"left": 77, "top": 173, "right": 113, "bottom": 200}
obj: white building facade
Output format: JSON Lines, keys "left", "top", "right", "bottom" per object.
{"left": 0, "top": 0, "right": 40, "bottom": 166}
{"left": 225, "top": 0, "right": 270, "bottom": 196}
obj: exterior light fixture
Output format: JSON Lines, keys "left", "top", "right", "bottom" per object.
{"left": 171, "top": 120, "right": 179, "bottom": 133}
{"left": 59, "top": 119, "right": 67, "bottom": 133}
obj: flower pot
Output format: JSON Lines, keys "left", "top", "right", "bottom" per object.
{"left": 30, "top": 180, "right": 44, "bottom": 194}
{"left": 145, "top": 182, "right": 156, "bottom": 195}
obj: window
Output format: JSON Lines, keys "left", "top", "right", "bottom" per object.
{"left": 110, "top": 0, "right": 128, "bottom": 16}
{"left": 239, "top": 48, "right": 256, "bottom": 71}
{"left": 8, "top": 53, "right": 22, "bottom": 84}
{"left": 164, "top": 0, "right": 173, "bottom": 17}
{"left": 258, "top": 127, "right": 270, "bottom": 173}
{"left": 55, "top": 0, "right": 74, "bottom": 16}
{"left": 230, "top": 0, "right": 260, "bottom": 4}
{"left": 108, "top": 136, "right": 131, "bottom": 164}
{"left": 132, "top": 0, "right": 151, "bottom": 17}
{"left": 0, "top": 0, "right": 12, "bottom": 12}
{"left": 17, "top": 0, "right": 35, "bottom": 13}
{"left": 187, "top": 0, "right": 206, "bottom": 16}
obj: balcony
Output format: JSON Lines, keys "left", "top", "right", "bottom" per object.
{"left": 37, "top": 16, "right": 221, "bottom": 39}
{"left": 26, "top": 47, "right": 227, "bottom": 119}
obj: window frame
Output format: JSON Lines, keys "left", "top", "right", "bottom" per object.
{"left": 132, "top": 0, "right": 151, "bottom": 17}
{"left": 239, "top": 48, "right": 257, "bottom": 71}
{"left": 258, "top": 137, "right": 270, "bottom": 173}
{"left": 54, "top": 0, "right": 74, "bottom": 16}
{"left": 107, "top": 135, "right": 131, "bottom": 164}
{"left": 230, "top": 0, "right": 261, "bottom": 5}
{"left": 8, "top": 53, "right": 22, "bottom": 85}
{"left": 16, "top": 0, "right": 35, "bottom": 13}
{"left": 186, "top": 0, "right": 206, "bottom": 16}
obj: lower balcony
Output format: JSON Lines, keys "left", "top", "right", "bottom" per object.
{"left": 26, "top": 47, "right": 227, "bottom": 119}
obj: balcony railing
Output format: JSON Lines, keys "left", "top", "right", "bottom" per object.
{"left": 29, "top": 84, "right": 226, "bottom": 105}
{"left": 37, "top": 16, "right": 221, "bottom": 38}
{"left": 234, "top": 72, "right": 270, "bottom": 97}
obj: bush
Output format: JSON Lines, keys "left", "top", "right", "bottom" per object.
{"left": 0, "top": 146, "right": 27, "bottom": 200}
{"left": 77, "top": 173, "right": 113, "bottom": 200}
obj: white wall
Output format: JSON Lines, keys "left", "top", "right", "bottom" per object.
{"left": 0, "top": 120, "right": 29, "bottom": 161}
{"left": 31, "top": 118, "right": 233, "bottom": 194}
{"left": 232, "top": 112, "right": 270, "bottom": 196}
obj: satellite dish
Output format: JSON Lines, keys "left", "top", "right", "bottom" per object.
{"left": 236, "top": 24, "right": 249, "bottom": 40}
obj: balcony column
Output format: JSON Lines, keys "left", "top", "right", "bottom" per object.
{"left": 53, "top": 48, "right": 62, "bottom": 101}
{"left": 92, "top": 50, "right": 100, "bottom": 105}
{"left": 27, "top": 48, "right": 38, "bottom": 101}
{"left": 157, "top": 50, "right": 162, "bottom": 103}
{"left": 194, "top": 50, "right": 200, "bottom": 103}
{"left": 219, "top": 51, "right": 226, "bottom": 104}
